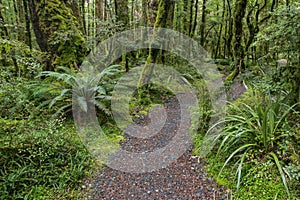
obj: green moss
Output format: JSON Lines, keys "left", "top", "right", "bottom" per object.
{"left": 36, "top": 0, "right": 87, "bottom": 69}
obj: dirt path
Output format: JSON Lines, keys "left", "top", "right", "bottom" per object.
{"left": 87, "top": 95, "right": 229, "bottom": 200}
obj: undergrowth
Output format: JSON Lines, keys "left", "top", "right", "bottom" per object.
{"left": 0, "top": 117, "right": 94, "bottom": 199}
{"left": 0, "top": 74, "right": 90, "bottom": 199}
{"left": 200, "top": 88, "right": 300, "bottom": 199}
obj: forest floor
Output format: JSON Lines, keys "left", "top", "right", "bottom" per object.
{"left": 85, "top": 80, "right": 246, "bottom": 200}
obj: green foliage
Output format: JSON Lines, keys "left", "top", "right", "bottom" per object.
{"left": 235, "top": 159, "right": 287, "bottom": 199}
{"left": 253, "top": 3, "right": 300, "bottom": 60}
{"left": 100, "top": 123, "right": 125, "bottom": 146}
{"left": 0, "top": 69, "right": 122, "bottom": 199}
{"left": 252, "top": 2, "right": 300, "bottom": 105}
{"left": 210, "top": 89, "right": 299, "bottom": 197}
{"left": 35, "top": 65, "right": 121, "bottom": 117}
{"left": 0, "top": 39, "right": 43, "bottom": 77}
{"left": 94, "top": 18, "right": 126, "bottom": 44}
{"left": 0, "top": 117, "right": 93, "bottom": 200}
{"left": 0, "top": 72, "right": 43, "bottom": 119}
{"left": 207, "top": 155, "right": 289, "bottom": 199}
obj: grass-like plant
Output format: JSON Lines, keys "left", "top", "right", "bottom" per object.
{"left": 210, "top": 90, "right": 299, "bottom": 197}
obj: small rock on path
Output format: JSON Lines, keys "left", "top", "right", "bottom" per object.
{"left": 88, "top": 96, "right": 228, "bottom": 199}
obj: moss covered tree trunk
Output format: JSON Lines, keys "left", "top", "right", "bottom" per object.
{"left": 226, "top": 0, "right": 247, "bottom": 82}
{"left": 138, "top": 0, "right": 175, "bottom": 104}
{"left": 66, "top": 0, "right": 84, "bottom": 33}
{"left": 28, "top": 0, "right": 87, "bottom": 71}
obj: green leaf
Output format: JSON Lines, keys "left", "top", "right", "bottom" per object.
{"left": 49, "top": 89, "right": 70, "bottom": 108}
{"left": 77, "top": 96, "right": 88, "bottom": 112}
{"left": 218, "top": 143, "right": 257, "bottom": 179}
{"left": 269, "top": 152, "right": 290, "bottom": 198}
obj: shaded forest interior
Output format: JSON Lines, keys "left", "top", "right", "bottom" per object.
{"left": 0, "top": 0, "right": 299, "bottom": 199}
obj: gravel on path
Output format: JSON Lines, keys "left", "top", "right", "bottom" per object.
{"left": 88, "top": 96, "right": 229, "bottom": 200}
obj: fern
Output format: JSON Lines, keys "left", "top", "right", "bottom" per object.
{"left": 34, "top": 65, "right": 121, "bottom": 116}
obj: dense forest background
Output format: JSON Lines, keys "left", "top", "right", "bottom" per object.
{"left": 0, "top": 0, "right": 299, "bottom": 199}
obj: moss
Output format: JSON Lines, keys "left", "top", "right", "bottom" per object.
{"left": 36, "top": 0, "right": 87, "bottom": 69}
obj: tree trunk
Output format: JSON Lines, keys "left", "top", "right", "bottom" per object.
{"left": 215, "top": 1, "right": 225, "bottom": 59}
{"left": 17, "top": 0, "right": 25, "bottom": 41}
{"left": 226, "top": 0, "right": 233, "bottom": 58}
{"left": 23, "top": 0, "right": 32, "bottom": 50}
{"left": 95, "top": 0, "right": 104, "bottom": 21}
{"left": 188, "top": 0, "right": 194, "bottom": 36}
{"left": 81, "top": 0, "right": 87, "bottom": 35}
{"left": 115, "top": 0, "right": 129, "bottom": 71}
{"left": 226, "top": 0, "right": 247, "bottom": 82}
{"left": 138, "top": 0, "right": 175, "bottom": 102}
{"left": 28, "top": 0, "right": 87, "bottom": 71}
{"left": 0, "top": 0, "right": 9, "bottom": 67}
{"left": 191, "top": 0, "right": 198, "bottom": 37}
{"left": 66, "top": 0, "right": 84, "bottom": 33}
{"left": 0, "top": 0, "right": 19, "bottom": 73}
{"left": 183, "top": 0, "right": 190, "bottom": 35}
{"left": 200, "top": 0, "right": 207, "bottom": 46}
{"left": 142, "top": 0, "right": 149, "bottom": 26}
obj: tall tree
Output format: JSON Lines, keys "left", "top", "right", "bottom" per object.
{"left": 214, "top": 0, "right": 226, "bottom": 59}
{"left": 245, "top": 0, "right": 276, "bottom": 61}
{"left": 222, "top": 0, "right": 233, "bottom": 59}
{"left": 96, "top": 0, "right": 104, "bottom": 21}
{"left": 199, "top": 0, "right": 207, "bottom": 46}
{"left": 226, "top": 0, "right": 247, "bottom": 81}
{"left": 28, "top": 0, "right": 87, "bottom": 70}
{"left": 191, "top": 0, "right": 199, "bottom": 37}
{"left": 114, "top": 0, "right": 129, "bottom": 71}
{"left": 23, "top": 0, "right": 32, "bottom": 50}
{"left": 138, "top": 0, "right": 175, "bottom": 91}
{"left": 183, "top": 0, "right": 190, "bottom": 35}
{"left": 142, "top": 0, "right": 149, "bottom": 26}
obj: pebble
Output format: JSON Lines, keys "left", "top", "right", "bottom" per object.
{"left": 86, "top": 95, "right": 228, "bottom": 199}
